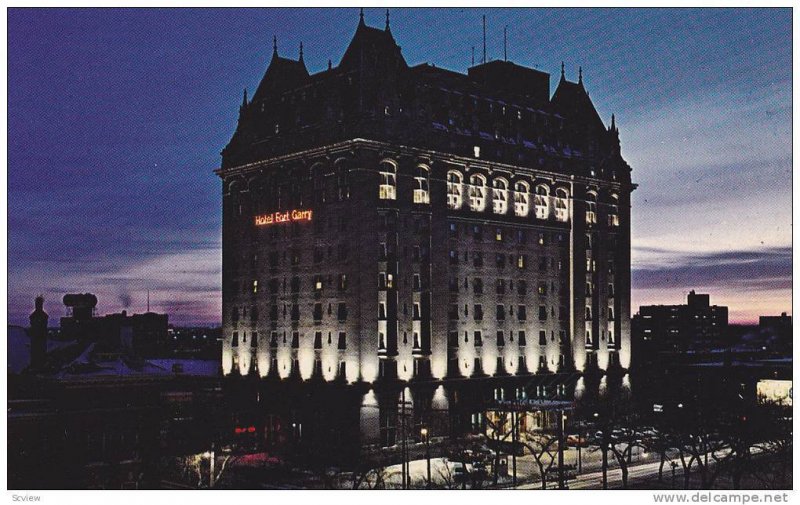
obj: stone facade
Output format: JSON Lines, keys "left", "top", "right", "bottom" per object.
{"left": 216, "top": 14, "right": 633, "bottom": 386}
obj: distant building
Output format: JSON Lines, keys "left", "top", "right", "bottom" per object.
{"left": 632, "top": 290, "right": 728, "bottom": 364}
{"left": 59, "top": 293, "right": 169, "bottom": 357}
{"left": 758, "top": 312, "right": 792, "bottom": 350}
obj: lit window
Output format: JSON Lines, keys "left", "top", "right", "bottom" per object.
{"left": 514, "top": 181, "right": 530, "bottom": 217}
{"left": 492, "top": 178, "right": 509, "bottom": 215}
{"left": 379, "top": 161, "right": 396, "bottom": 200}
{"left": 534, "top": 185, "right": 549, "bottom": 219}
{"left": 554, "top": 188, "right": 569, "bottom": 222}
{"left": 413, "top": 165, "right": 430, "bottom": 204}
{"left": 252, "top": 280, "right": 258, "bottom": 293}
{"left": 468, "top": 174, "right": 487, "bottom": 211}
{"left": 386, "top": 273, "right": 394, "bottom": 288}
{"left": 586, "top": 192, "right": 598, "bottom": 224}
{"left": 608, "top": 194, "right": 620, "bottom": 227}
{"left": 446, "top": 170, "right": 463, "bottom": 209}
{"left": 473, "top": 146, "right": 480, "bottom": 158}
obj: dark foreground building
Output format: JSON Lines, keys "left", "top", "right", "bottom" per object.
{"left": 216, "top": 12, "right": 633, "bottom": 457}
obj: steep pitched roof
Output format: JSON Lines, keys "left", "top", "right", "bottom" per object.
{"left": 252, "top": 50, "right": 309, "bottom": 102}
{"left": 338, "top": 17, "right": 407, "bottom": 69}
{"left": 550, "top": 75, "right": 605, "bottom": 132}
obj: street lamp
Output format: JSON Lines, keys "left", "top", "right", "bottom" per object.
{"left": 421, "top": 427, "right": 431, "bottom": 489}
{"left": 203, "top": 447, "right": 215, "bottom": 488}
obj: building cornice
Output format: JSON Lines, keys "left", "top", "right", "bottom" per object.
{"left": 215, "top": 138, "right": 632, "bottom": 192}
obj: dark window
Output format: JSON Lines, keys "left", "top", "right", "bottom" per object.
{"left": 449, "top": 277, "right": 459, "bottom": 292}
{"left": 474, "top": 331, "right": 483, "bottom": 347}
{"left": 473, "top": 278, "right": 483, "bottom": 295}
{"left": 518, "top": 280, "right": 527, "bottom": 296}
{"left": 313, "top": 303, "right": 323, "bottom": 321}
{"left": 231, "top": 307, "right": 239, "bottom": 322}
{"left": 474, "top": 252, "right": 483, "bottom": 267}
{"left": 314, "top": 331, "right": 322, "bottom": 349}
{"left": 518, "top": 331, "right": 527, "bottom": 346}
{"left": 496, "top": 330, "right": 505, "bottom": 347}
{"left": 291, "top": 304, "right": 300, "bottom": 321}
{"left": 337, "top": 332, "right": 347, "bottom": 350}
{"left": 539, "top": 330, "right": 547, "bottom": 346}
{"left": 474, "top": 305, "right": 484, "bottom": 321}
{"left": 291, "top": 332, "right": 299, "bottom": 348}
{"left": 496, "top": 304, "right": 505, "bottom": 321}
{"left": 496, "top": 254, "right": 506, "bottom": 268}
{"left": 448, "top": 331, "right": 459, "bottom": 347}
{"left": 231, "top": 332, "right": 239, "bottom": 347}
{"left": 448, "top": 304, "right": 459, "bottom": 320}
{"left": 496, "top": 279, "right": 505, "bottom": 294}
{"left": 518, "top": 305, "right": 527, "bottom": 321}
{"left": 251, "top": 332, "right": 258, "bottom": 348}
{"left": 337, "top": 303, "right": 348, "bottom": 322}
{"left": 539, "top": 305, "right": 547, "bottom": 321}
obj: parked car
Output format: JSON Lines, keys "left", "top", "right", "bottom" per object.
{"left": 566, "top": 434, "right": 589, "bottom": 447}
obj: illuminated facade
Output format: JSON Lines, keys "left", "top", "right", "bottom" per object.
{"left": 216, "top": 12, "right": 633, "bottom": 444}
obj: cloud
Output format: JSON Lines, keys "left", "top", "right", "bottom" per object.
{"left": 631, "top": 246, "right": 791, "bottom": 323}
{"left": 632, "top": 246, "right": 791, "bottom": 289}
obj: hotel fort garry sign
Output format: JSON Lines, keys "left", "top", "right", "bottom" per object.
{"left": 254, "top": 209, "right": 313, "bottom": 226}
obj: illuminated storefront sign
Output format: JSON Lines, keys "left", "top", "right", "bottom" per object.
{"left": 757, "top": 379, "right": 792, "bottom": 406}
{"left": 254, "top": 209, "right": 313, "bottom": 226}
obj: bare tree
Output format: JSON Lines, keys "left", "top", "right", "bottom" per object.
{"left": 520, "top": 430, "right": 560, "bottom": 489}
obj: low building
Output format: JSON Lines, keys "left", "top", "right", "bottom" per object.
{"left": 631, "top": 290, "right": 728, "bottom": 366}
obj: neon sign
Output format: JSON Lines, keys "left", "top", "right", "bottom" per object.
{"left": 254, "top": 209, "right": 313, "bottom": 226}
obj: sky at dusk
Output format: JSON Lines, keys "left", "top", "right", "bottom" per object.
{"left": 7, "top": 8, "right": 792, "bottom": 326}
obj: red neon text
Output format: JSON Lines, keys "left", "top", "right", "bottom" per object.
{"left": 254, "top": 209, "right": 313, "bottom": 226}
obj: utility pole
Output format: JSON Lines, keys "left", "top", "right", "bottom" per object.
{"left": 511, "top": 408, "right": 517, "bottom": 487}
{"left": 482, "top": 15, "right": 487, "bottom": 64}
{"left": 401, "top": 388, "right": 407, "bottom": 489}
{"left": 559, "top": 411, "right": 565, "bottom": 489}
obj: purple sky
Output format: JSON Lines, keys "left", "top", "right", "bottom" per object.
{"left": 8, "top": 8, "right": 792, "bottom": 326}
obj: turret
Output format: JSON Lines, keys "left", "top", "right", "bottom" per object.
{"left": 28, "top": 295, "right": 48, "bottom": 371}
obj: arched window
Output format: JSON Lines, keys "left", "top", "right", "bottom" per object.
{"left": 468, "top": 174, "right": 487, "bottom": 212}
{"left": 413, "top": 165, "right": 430, "bottom": 204}
{"left": 378, "top": 160, "right": 396, "bottom": 200}
{"left": 554, "top": 188, "right": 569, "bottom": 222}
{"left": 608, "top": 193, "right": 620, "bottom": 227}
{"left": 586, "top": 191, "right": 598, "bottom": 225}
{"left": 514, "top": 181, "right": 530, "bottom": 217}
{"left": 446, "top": 170, "right": 463, "bottom": 209}
{"left": 534, "top": 184, "right": 550, "bottom": 220}
{"left": 492, "top": 177, "right": 509, "bottom": 215}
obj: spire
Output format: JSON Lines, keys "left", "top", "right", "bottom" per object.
{"left": 385, "top": 9, "right": 390, "bottom": 31}
{"left": 610, "top": 113, "right": 616, "bottom": 131}
{"left": 359, "top": 7, "right": 365, "bottom": 26}
{"left": 578, "top": 66, "right": 583, "bottom": 85}
{"left": 273, "top": 35, "right": 278, "bottom": 57}
{"left": 299, "top": 42, "right": 304, "bottom": 63}
{"left": 561, "top": 61, "right": 565, "bottom": 81}
{"left": 328, "top": 59, "right": 332, "bottom": 70}
{"left": 241, "top": 88, "right": 248, "bottom": 108}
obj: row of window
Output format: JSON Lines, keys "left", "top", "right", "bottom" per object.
{"left": 449, "top": 223, "right": 567, "bottom": 245}
{"left": 232, "top": 274, "right": 350, "bottom": 297}
{"left": 450, "top": 278, "right": 559, "bottom": 296}
{"left": 447, "top": 329, "right": 569, "bottom": 347}
{"left": 448, "top": 304, "right": 562, "bottom": 322}
{"left": 231, "top": 330, "right": 347, "bottom": 350}
{"left": 449, "top": 250, "right": 564, "bottom": 272}
{"left": 230, "top": 302, "right": 349, "bottom": 323}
